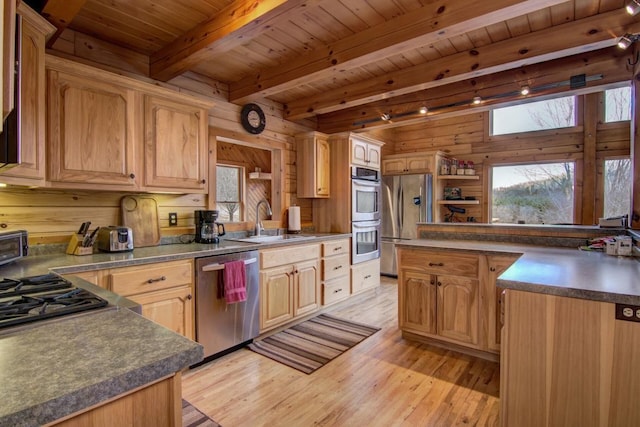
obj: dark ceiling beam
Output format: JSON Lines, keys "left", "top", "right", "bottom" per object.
{"left": 150, "top": 0, "right": 319, "bottom": 82}
{"left": 286, "top": 9, "right": 640, "bottom": 120}
{"left": 41, "top": 0, "right": 87, "bottom": 47}
{"left": 229, "top": 0, "right": 569, "bottom": 103}
{"left": 316, "top": 47, "right": 632, "bottom": 134}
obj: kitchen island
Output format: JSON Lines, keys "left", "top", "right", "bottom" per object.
{"left": 395, "top": 237, "right": 640, "bottom": 427}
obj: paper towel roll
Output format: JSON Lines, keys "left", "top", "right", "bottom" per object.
{"left": 288, "top": 205, "right": 301, "bottom": 233}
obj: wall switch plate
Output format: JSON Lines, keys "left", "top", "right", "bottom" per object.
{"left": 615, "top": 303, "right": 640, "bottom": 323}
{"left": 169, "top": 212, "right": 178, "bottom": 226}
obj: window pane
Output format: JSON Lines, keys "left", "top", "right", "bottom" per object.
{"left": 492, "top": 162, "right": 575, "bottom": 224}
{"left": 603, "top": 159, "right": 631, "bottom": 218}
{"left": 605, "top": 87, "right": 631, "bottom": 123}
{"left": 216, "top": 165, "right": 242, "bottom": 222}
{"left": 491, "top": 96, "right": 576, "bottom": 135}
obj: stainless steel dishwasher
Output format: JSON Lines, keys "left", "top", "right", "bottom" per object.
{"left": 195, "top": 250, "right": 260, "bottom": 360}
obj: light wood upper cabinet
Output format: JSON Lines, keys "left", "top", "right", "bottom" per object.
{"left": 2, "top": 0, "right": 16, "bottom": 121}
{"left": 45, "top": 55, "right": 213, "bottom": 193}
{"left": 382, "top": 152, "right": 435, "bottom": 175}
{"left": 351, "top": 137, "right": 381, "bottom": 169}
{"left": 0, "top": 4, "right": 54, "bottom": 185}
{"left": 296, "top": 132, "right": 330, "bottom": 198}
{"left": 143, "top": 95, "right": 208, "bottom": 192}
{"left": 47, "top": 66, "right": 139, "bottom": 188}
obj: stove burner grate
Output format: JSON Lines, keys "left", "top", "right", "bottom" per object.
{"left": 0, "top": 273, "right": 73, "bottom": 297}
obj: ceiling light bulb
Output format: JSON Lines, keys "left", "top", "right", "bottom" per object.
{"left": 626, "top": 0, "right": 640, "bottom": 15}
{"left": 520, "top": 85, "right": 530, "bottom": 96}
{"left": 418, "top": 106, "right": 428, "bottom": 114}
{"left": 472, "top": 96, "right": 482, "bottom": 105}
{"left": 618, "top": 34, "right": 633, "bottom": 50}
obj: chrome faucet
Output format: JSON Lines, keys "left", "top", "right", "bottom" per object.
{"left": 254, "top": 199, "right": 273, "bottom": 236}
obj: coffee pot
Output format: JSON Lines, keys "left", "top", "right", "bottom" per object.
{"left": 194, "top": 210, "right": 226, "bottom": 243}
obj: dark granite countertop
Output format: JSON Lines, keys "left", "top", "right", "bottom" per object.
{"left": 0, "top": 233, "right": 348, "bottom": 425}
{"left": 395, "top": 239, "right": 640, "bottom": 305}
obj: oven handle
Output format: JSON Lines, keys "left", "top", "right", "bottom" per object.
{"left": 201, "top": 257, "right": 257, "bottom": 272}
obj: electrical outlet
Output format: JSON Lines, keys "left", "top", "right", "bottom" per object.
{"left": 168, "top": 212, "right": 178, "bottom": 226}
{"left": 615, "top": 303, "right": 640, "bottom": 323}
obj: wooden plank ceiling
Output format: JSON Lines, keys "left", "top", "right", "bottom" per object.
{"left": 37, "top": 0, "right": 635, "bottom": 133}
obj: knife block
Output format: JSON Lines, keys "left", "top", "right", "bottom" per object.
{"left": 66, "top": 233, "right": 94, "bottom": 256}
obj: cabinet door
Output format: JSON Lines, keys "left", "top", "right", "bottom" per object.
{"left": 260, "top": 265, "right": 294, "bottom": 331}
{"left": 399, "top": 269, "right": 436, "bottom": 335}
{"left": 351, "top": 138, "right": 369, "bottom": 167}
{"left": 47, "top": 70, "right": 138, "bottom": 188}
{"left": 437, "top": 275, "right": 478, "bottom": 345}
{"left": 381, "top": 158, "right": 407, "bottom": 175}
{"left": 0, "top": 8, "right": 50, "bottom": 184}
{"left": 406, "top": 155, "right": 432, "bottom": 173}
{"left": 129, "top": 285, "right": 194, "bottom": 340}
{"left": 294, "top": 258, "right": 320, "bottom": 317}
{"left": 315, "top": 137, "right": 330, "bottom": 197}
{"left": 143, "top": 94, "right": 207, "bottom": 192}
{"left": 366, "top": 144, "right": 381, "bottom": 169}
{"left": 486, "top": 255, "right": 518, "bottom": 351}
{"left": 70, "top": 270, "right": 106, "bottom": 288}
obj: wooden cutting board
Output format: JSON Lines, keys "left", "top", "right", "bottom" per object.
{"left": 121, "top": 196, "right": 161, "bottom": 247}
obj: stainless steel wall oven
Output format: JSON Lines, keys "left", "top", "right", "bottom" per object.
{"left": 351, "top": 220, "right": 381, "bottom": 264}
{"left": 351, "top": 166, "right": 381, "bottom": 222}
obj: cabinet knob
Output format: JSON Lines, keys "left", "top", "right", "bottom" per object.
{"left": 129, "top": 173, "right": 136, "bottom": 179}
{"left": 429, "top": 262, "right": 444, "bottom": 267}
{"left": 201, "top": 179, "right": 206, "bottom": 184}
{"left": 187, "top": 294, "right": 193, "bottom": 300}
{"left": 430, "top": 280, "right": 435, "bottom": 285}
{"left": 147, "top": 276, "right": 166, "bottom": 283}
{"left": 490, "top": 267, "right": 496, "bottom": 272}
{"left": 437, "top": 281, "right": 442, "bottom": 287}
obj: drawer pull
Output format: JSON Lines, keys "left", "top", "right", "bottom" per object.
{"left": 147, "top": 276, "right": 166, "bottom": 283}
{"left": 333, "top": 288, "right": 343, "bottom": 293}
{"left": 333, "top": 246, "right": 342, "bottom": 251}
{"left": 364, "top": 274, "right": 371, "bottom": 279}
{"left": 429, "top": 262, "right": 444, "bottom": 267}
{"left": 333, "top": 265, "right": 343, "bottom": 270}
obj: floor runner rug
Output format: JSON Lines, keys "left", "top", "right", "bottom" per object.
{"left": 248, "top": 313, "right": 381, "bottom": 374}
{"left": 182, "top": 399, "right": 221, "bottom": 427}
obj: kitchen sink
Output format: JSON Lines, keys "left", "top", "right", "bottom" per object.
{"left": 224, "top": 234, "right": 316, "bottom": 244}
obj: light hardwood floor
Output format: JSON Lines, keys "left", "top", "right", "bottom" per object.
{"left": 182, "top": 277, "right": 500, "bottom": 426}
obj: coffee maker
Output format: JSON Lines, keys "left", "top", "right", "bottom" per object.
{"left": 194, "top": 210, "right": 226, "bottom": 243}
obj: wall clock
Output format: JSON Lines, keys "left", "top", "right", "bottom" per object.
{"left": 240, "top": 103, "right": 266, "bottom": 134}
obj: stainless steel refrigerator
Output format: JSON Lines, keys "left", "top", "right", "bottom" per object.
{"left": 380, "top": 174, "right": 433, "bottom": 276}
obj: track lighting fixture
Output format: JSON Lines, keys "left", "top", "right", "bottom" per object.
{"left": 520, "top": 85, "right": 530, "bottom": 96}
{"left": 418, "top": 106, "right": 428, "bottom": 114}
{"left": 618, "top": 34, "right": 633, "bottom": 50}
{"left": 380, "top": 113, "right": 391, "bottom": 121}
{"left": 626, "top": 0, "right": 640, "bottom": 15}
{"left": 472, "top": 96, "right": 482, "bottom": 105}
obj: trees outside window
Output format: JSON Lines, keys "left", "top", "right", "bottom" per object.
{"left": 491, "top": 162, "right": 575, "bottom": 224}
{"left": 491, "top": 96, "right": 576, "bottom": 135}
{"left": 216, "top": 165, "right": 243, "bottom": 222}
{"left": 603, "top": 158, "right": 631, "bottom": 218}
{"left": 605, "top": 87, "right": 631, "bottom": 123}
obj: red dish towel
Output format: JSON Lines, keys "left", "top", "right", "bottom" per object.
{"left": 223, "top": 260, "right": 247, "bottom": 304}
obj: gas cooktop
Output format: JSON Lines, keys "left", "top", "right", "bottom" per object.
{"left": 0, "top": 273, "right": 108, "bottom": 329}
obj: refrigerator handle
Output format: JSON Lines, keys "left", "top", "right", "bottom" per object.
{"left": 398, "top": 181, "right": 403, "bottom": 231}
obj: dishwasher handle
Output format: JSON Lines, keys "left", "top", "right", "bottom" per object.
{"left": 201, "top": 257, "right": 257, "bottom": 272}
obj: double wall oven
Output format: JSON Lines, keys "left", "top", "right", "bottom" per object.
{"left": 351, "top": 166, "right": 381, "bottom": 264}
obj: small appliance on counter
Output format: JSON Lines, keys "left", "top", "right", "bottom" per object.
{"left": 598, "top": 215, "right": 627, "bottom": 228}
{"left": 0, "top": 230, "right": 28, "bottom": 266}
{"left": 96, "top": 226, "right": 134, "bottom": 252}
{"left": 194, "top": 210, "right": 226, "bottom": 243}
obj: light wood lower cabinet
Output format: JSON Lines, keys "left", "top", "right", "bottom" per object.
{"left": 501, "top": 289, "right": 640, "bottom": 427}
{"left": 260, "top": 243, "right": 320, "bottom": 332}
{"left": 67, "top": 260, "right": 195, "bottom": 340}
{"left": 397, "top": 246, "right": 516, "bottom": 355}
{"left": 321, "top": 239, "right": 350, "bottom": 306}
{"left": 351, "top": 258, "right": 380, "bottom": 295}
{"left": 49, "top": 373, "right": 181, "bottom": 427}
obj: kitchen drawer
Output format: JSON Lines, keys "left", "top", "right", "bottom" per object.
{"left": 110, "top": 260, "right": 193, "bottom": 296}
{"left": 260, "top": 243, "right": 320, "bottom": 269}
{"left": 322, "top": 239, "right": 349, "bottom": 257}
{"left": 322, "top": 276, "right": 350, "bottom": 306}
{"left": 351, "top": 259, "right": 380, "bottom": 294}
{"left": 322, "top": 254, "right": 350, "bottom": 281}
{"left": 399, "top": 249, "right": 478, "bottom": 278}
